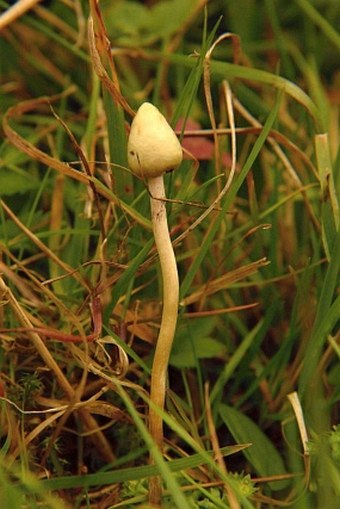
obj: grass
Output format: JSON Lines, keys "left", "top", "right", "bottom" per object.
{"left": 0, "top": 0, "right": 339, "bottom": 508}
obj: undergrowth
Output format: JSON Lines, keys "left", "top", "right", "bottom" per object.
{"left": 0, "top": 1, "right": 339, "bottom": 508}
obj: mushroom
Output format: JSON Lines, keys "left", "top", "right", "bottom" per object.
{"left": 128, "top": 102, "right": 182, "bottom": 504}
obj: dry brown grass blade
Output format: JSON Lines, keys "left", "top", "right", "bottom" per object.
{"left": 233, "top": 96, "right": 321, "bottom": 233}
{"left": 204, "top": 383, "right": 241, "bottom": 509}
{"left": 0, "top": 259, "right": 41, "bottom": 306}
{"left": 33, "top": 2, "right": 82, "bottom": 44}
{"left": 177, "top": 125, "right": 319, "bottom": 178}
{"left": 3, "top": 384, "right": 126, "bottom": 464}
{"left": 50, "top": 105, "right": 107, "bottom": 243}
{"left": 172, "top": 69, "right": 239, "bottom": 250}
{"left": 2, "top": 93, "right": 153, "bottom": 230}
{"left": 8, "top": 409, "right": 66, "bottom": 465}
{"left": 0, "top": 0, "right": 41, "bottom": 31}
{"left": 114, "top": 302, "right": 155, "bottom": 344}
{"left": 181, "top": 257, "right": 270, "bottom": 306}
{"left": 0, "top": 274, "right": 75, "bottom": 396}
{"left": 88, "top": 0, "right": 135, "bottom": 117}
{"left": 70, "top": 342, "right": 145, "bottom": 397}
{"left": 48, "top": 172, "right": 66, "bottom": 291}
{"left": 0, "top": 244, "right": 96, "bottom": 340}
{"left": 0, "top": 250, "right": 116, "bottom": 463}
{"left": 184, "top": 302, "right": 259, "bottom": 317}
{"left": 1, "top": 199, "right": 89, "bottom": 290}
{"left": 203, "top": 34, "right": 241, "bottom": 178}
{"left": 2, "top": 90, "right": 90, "bottom": 184}
{"left": 0, "top": 274, "right": 116, "bottom": 463}
{"left": 3, "top": 22, "right": 68, "bottom": 86}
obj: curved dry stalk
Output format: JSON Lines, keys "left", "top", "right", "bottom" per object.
{"left": 203, "top": 33, "right": 241, "bottom": 179}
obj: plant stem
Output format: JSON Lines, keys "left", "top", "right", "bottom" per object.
{"left": 147, "top": 176, "right": 179, "bottom": 505}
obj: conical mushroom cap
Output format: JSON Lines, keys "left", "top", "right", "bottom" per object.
{"left": 127, "top": 102, "right": 183, "bottom": 178}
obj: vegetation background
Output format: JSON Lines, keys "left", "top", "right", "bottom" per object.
{"left": 0, "top": 0, "right": 339, "bottom": 508}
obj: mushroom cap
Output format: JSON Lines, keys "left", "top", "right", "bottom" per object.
{"left": 127, "top": 102, "right": 183, "bottom": 179}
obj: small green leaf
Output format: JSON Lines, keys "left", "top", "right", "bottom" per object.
{"left": 219, "top": 404, "right": 289, "bottom": 491}
{"left": 147, "top": 0, "right": 197, "bottom": 39}
{"left": 105, "top": 0, "right": 199, "bottom": 46}
{"left": 104, "top": 2, "right": 150, "bottom": 46}
{"left": 170, "top": 335, "right": 225, "bottom": 368}
{"left": 0, "top": 168, "right": 39, "bottom": 196}
{"left": 170, "top": 317, "right": 225, "bottom": 368}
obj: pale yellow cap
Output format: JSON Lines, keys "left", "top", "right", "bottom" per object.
{"left": 127, "top": 102, "right": 183, "bottom": 178}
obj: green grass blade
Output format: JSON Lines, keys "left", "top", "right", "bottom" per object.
{"left": 210, "top": 320, "right": 264, "bottom": 404}
{"left": 315, "top": 133, "right": 339, "bottom": 259}
{"left": 150, "top": 50, "right": 321, "bottom": 128}
{"left": 299, "top": 231, "right": 340, "bottom": 397}
{"left": 107, "top": 384, "right": 191, "bottom": 509}
{"left": 41, "top": 443, "right": 244, "bottom": 491}
{"left": 103, "top": 89, "right": 133, "bottom": 202}
{"left": 171, "top": 12, "right": 222, "bottom": 128}
{"left": 219, "top": 404, "right": 289, "bottom": 491}
{"left": 295, "top": 0, "right": 340, "bottom": 50}
{"left": 136, "top": 392, "right": 256, "bottom": 508}
{"left": 92, "top": 177, "right": 152, "bottom": 230}
{"left": 103, "top": 238, "right": 153, "bottom": 324}
{"left": 180, "top": 90, "right": 283, "bottom": 300}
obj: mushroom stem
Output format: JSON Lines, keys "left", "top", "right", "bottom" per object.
{"left": 147, "top": 175, "right": 179, "bottom": 505}
{"left": 127, "top": 101, "right": 182, "bottom": 505}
